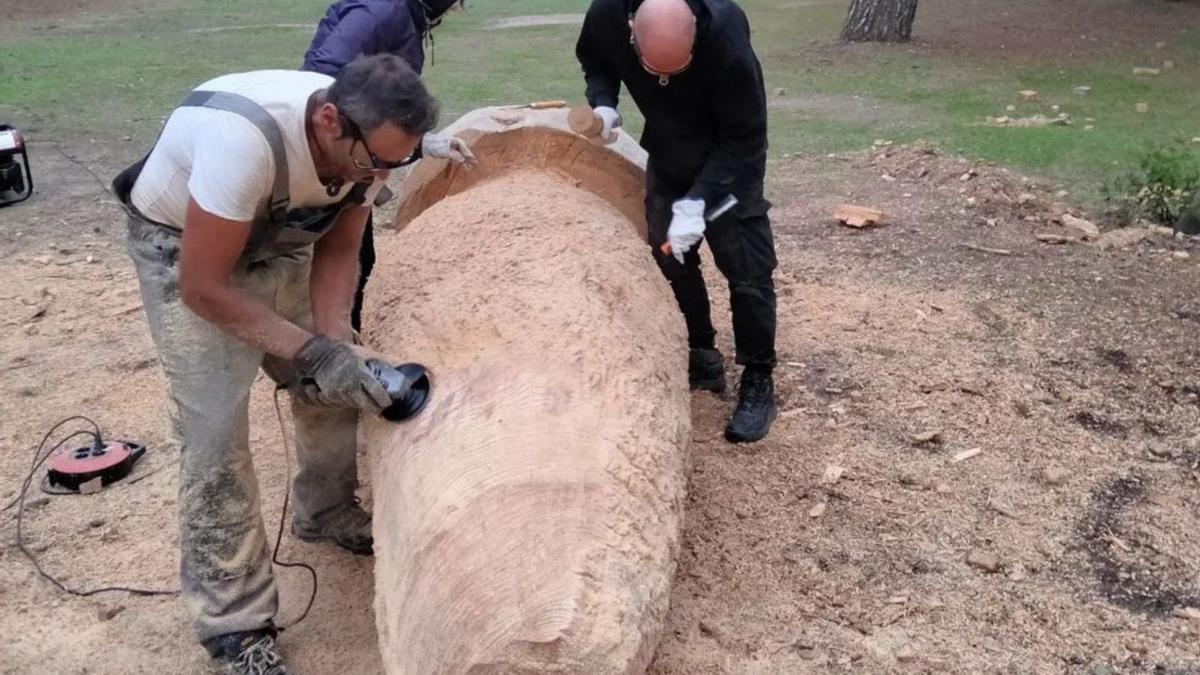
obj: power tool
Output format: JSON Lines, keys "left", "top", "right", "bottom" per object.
{"left": 368, "top": 360, "right": 431, "bottom": 422}
{"left": 0, "top": 124, "right": 33, "bottom": 206}
{"left": 292, "top": 360, "right": 431, "bottom": 421}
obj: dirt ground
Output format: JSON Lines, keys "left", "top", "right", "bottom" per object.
{"left": 3, "top": 0, "right": 1200, "bottom": 672}
{"left": 3, "top": 132, "right": 1199, "bottom": 674}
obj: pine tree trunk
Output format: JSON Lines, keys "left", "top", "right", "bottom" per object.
{"left": 840, "top": 0, "right": 918, "bottom": 42}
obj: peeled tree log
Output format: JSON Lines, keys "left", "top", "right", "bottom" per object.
{"left": 363, "top": 107, "right": 691, "bottom": 674}
{"left": 840, "top": 0, "right": 918, "bottom": 42}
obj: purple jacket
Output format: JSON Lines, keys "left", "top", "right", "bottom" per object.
{"left": 302, "top": 0, "right": 426, "bottom": 76}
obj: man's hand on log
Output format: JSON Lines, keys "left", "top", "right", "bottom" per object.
{"left": 422, "top": 133, "right": 477, "bottom": 168}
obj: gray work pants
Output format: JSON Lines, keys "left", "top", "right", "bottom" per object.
{"left": 126, "top": 216, "right": 360, "bottom": 647}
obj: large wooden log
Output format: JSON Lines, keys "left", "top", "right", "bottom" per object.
{"left": 362, "top": 108, "right": 690, "bottom": 674}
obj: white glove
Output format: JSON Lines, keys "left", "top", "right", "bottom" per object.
{"left": 421, "top": 133, "right": 477, "bottom": 167}
{"left": 667, "top": 198, "right": 706, "bottom": 264}
{"left": 594, "top": 106, "right": 622, "bottom": 145}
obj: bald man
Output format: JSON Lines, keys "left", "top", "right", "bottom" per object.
{"left": 576, "top": 0, "right": 777, "bottom": 443}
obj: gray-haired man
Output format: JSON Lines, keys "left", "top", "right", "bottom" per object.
{"left": 112, "top": 54, "right": 437, "bottom": 674}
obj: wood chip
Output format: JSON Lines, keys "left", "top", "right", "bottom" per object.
{"left": 1104, "top": 534, "right": 1132, "bottom": 553}
{"left": 109, "top": 302, "right": 143, "bottom": 318}
{"left": 952, "top": 447, "right": 983, "bottom": 463}
{"left": 961, "top": 243, "right": 1012, "bottom": 256}
{"left": 910, "top": 430, "right": 942, "bottom": 445}
{"left": 987, "top": 496, "right": 1018, "bottom": 519}
{"left": 1171, "top": 606, "right": 1200, "bottom": 621}
{"left": 820, "top": 465, "right": 846, "bottom": 485}
{"left": 966, "top": 549, "right": 1002, "bottom": 573}
{"left": 808, "top": 502, "right": 827, "bottom": 518}
{"left": 1062, "top": 214, "right": 1099, "bottom": 238}
{"left": 834, "top": 204, "right": 886, "bottom": 229}
{"left": 1040, "top": 465, "right": 1069, "bottom": 485}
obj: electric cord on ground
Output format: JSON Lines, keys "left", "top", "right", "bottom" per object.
{"left": 11, "top": 415, "right": 179, "bottom": 597}
{"left": 10, "top": 408, "right": 319, "bottom": 621}
{"left": 272, "top": 387, "right": 319, "bottom": 630}
{"left": 28, "top": 140, "right": 113, "bottom": 196}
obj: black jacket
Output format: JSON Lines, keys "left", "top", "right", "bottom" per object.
{"left": 576, "top": 0, "right": 768, "bottom": 210}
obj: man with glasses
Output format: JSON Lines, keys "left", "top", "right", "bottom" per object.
{"left": 576, "top": 0, "right": 778, "bottom": 443}
{"left": 111, "top": 54, "right": 437, "bottom": 674}
{"left": 303, "top": 0, "right": 474, "bottom": 333}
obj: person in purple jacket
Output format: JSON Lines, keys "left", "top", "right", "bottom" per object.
{"left": 303, "top": 0, "right": 473, "bottom": 332}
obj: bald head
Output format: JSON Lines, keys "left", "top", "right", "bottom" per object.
{"left": 631, "top": 0, "right": 696, "bottom": 77}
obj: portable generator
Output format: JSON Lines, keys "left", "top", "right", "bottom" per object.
{"left": 0, "top": 124, "right": 33, "bottom": 206}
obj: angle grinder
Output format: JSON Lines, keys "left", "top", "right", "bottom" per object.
{"left": 367, "top": 360, "right": 431, "bottom": 422}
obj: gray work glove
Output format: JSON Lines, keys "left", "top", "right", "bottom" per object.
{"left": 291, "top": 335, "right": 391, "bottom": 411}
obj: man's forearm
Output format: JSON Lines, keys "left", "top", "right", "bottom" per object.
{"left": 310, "top": 206, "right": 368, "bottom": 340}
{"left": 183, "top": 285, "right": 312, "bottom": 359}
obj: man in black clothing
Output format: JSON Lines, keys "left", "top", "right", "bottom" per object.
{"left": 303, "top": 0, "right": 473, "bottom": 332}
{"left": 576, "top": 0, "right": 778, "bottom": 442}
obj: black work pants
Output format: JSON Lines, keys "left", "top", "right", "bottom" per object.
{"left": 350, "top": 212, "right": 375, "bottom": 333}
{"left": 645, "top": 168, "right": 777, "bottom": 369}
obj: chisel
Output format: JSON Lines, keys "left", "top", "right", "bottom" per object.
{"left": 495, "top": 100, "right": 567, "bottom": 110}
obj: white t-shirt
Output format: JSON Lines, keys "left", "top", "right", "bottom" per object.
{"left": 131, "top": 70, "right": 376, "bottom": 229}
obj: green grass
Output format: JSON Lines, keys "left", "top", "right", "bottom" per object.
{"left": 1, "top": 0, "right": 1198, "bottom": 203}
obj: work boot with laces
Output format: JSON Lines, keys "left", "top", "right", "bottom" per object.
{"left": 292, "top": 501, "right": 373, "bottom": 556}
{"left": 208, "top": 628, "right": 288, "bottom": 675}
{"left": 724, "top": 367, "right": 777, "bottom": 443}
{"left": 689, "top": 348, "right": 726, "bottom": 393}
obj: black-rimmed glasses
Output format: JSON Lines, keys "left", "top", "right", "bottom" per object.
{"left": 338, "top": 111, "right": 420, "bottom": 170}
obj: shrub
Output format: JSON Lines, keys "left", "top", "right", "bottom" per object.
{"left": 1104, "top": 144, "right": 1200, "bottom": 226}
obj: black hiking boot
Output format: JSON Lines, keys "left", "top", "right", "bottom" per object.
{"left": 207, "top": 628, "right": 288, "bottom": 675}
{"left": 689, "top": 348, "right": 726, "bottom": 393}
{"left": 724, "top": 368, "right": 777, "bottom": 443}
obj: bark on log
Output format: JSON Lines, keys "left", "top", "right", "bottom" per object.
{"left": 840, "top": 0, "right": 918, "bottom": 42}
{"left": 363, "top": 107, "right": 691, "bottom": 674}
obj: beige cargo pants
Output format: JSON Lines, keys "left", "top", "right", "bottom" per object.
{"left": 126, "top": 216, "right": 361, "bottom": 647}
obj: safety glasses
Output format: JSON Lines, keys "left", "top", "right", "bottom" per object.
{"left": 338, "top": 111, "right": 420, "bottom": 170}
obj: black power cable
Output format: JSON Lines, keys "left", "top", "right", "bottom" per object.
{"left": 11, "top": 410, "right": 321, "bottom": 623}
{"left": 11, "top": 416, "right": 178, "bottom": 597}
{"left": 271, "top": 388, "right": 319, "bottom": 630}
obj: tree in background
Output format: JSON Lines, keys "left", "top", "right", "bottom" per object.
{"left": 841, "top": 0, "right": 918, "bottom": 42}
